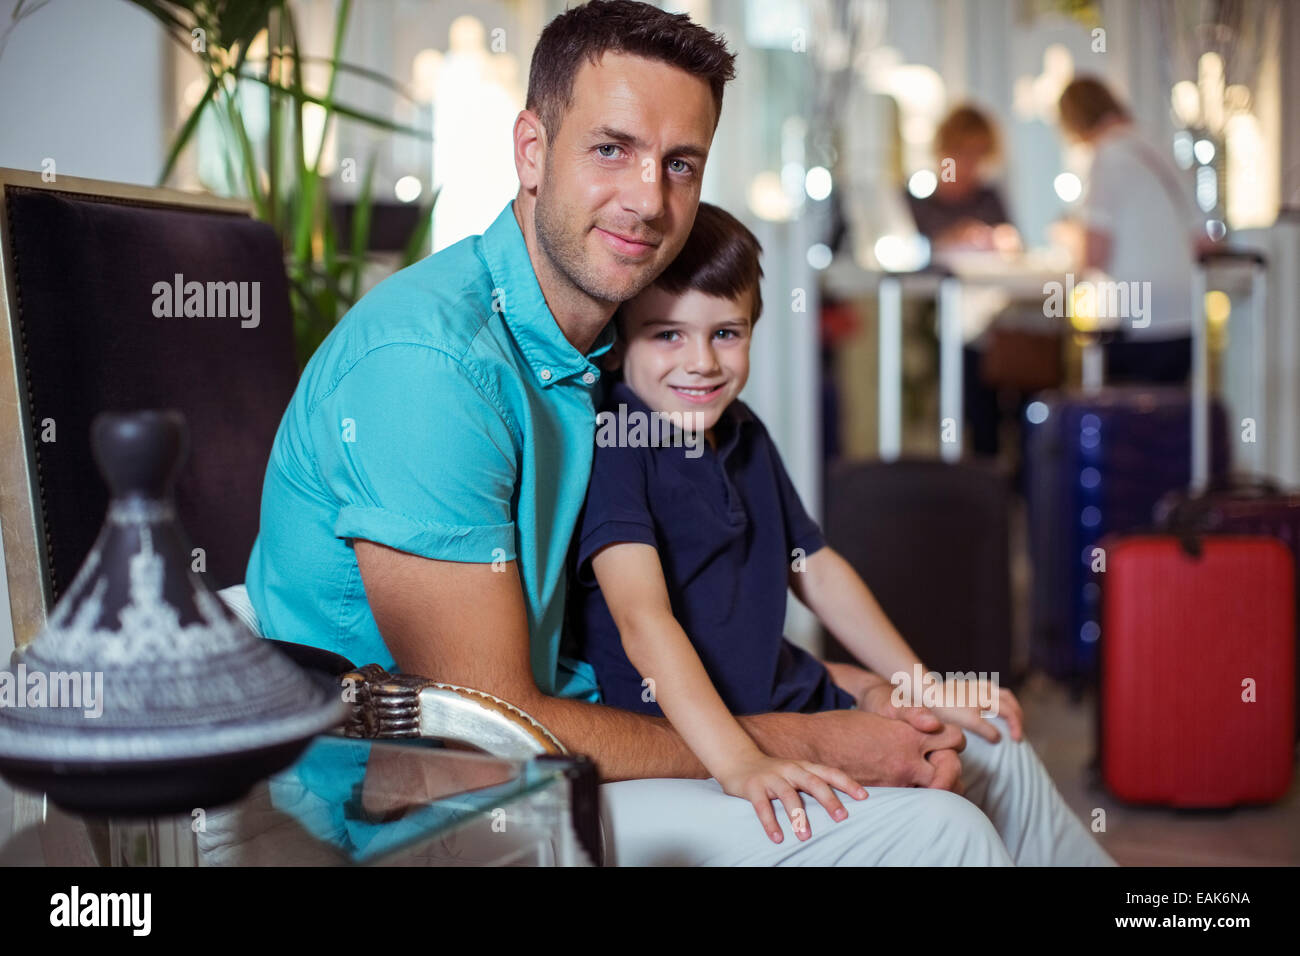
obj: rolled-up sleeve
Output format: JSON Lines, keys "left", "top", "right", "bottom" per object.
{"left": 310, "top": 344, "right": 518, "bottom": 563}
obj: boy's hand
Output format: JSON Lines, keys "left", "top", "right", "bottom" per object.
{"left": 715, "top": 754, "right": 867, "bottom": 844}
{"left": 931, "top": 682, "right": 1025, "bottom": 743}
{"left": 856, "top": 677, "right": 945, "bottom": 734}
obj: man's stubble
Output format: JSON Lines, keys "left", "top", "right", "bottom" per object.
{"left": 533, "top": 173, "right": 665, "bottom": 309}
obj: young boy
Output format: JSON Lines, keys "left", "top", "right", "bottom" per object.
{"left": 570, "top": 203, "right": 1022, "bottom": 844}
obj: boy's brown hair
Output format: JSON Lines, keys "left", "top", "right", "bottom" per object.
{"left": 637, "top": 201, "right": 765, "bottom": 326}
{"left": 526, "top": 0, "right": 736, "bottom": 144}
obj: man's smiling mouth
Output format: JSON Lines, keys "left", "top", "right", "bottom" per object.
{"left": 595, "top": 227, "right": 660, "bottom": 258}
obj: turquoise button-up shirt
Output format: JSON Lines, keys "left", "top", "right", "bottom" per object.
{"left": 247, "top": 200, "right": 613, "bottom": 700}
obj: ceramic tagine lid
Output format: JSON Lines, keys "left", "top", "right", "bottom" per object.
{"left": 0, "top": 411, "right": 348, "bottom": 816}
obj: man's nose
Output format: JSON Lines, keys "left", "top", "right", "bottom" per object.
{"left": 621, "top": 160, "right": 667, "bottom": 222}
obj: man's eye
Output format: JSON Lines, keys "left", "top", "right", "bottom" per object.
{"left": 597, "top": 144, "right": 623, "bottom": 159}
{"left": 668, "top": 158, "right": 693, "bottom": 175}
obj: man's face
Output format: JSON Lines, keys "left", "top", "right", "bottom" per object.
{"left": 612, "top": 285, "right": 753, "bottom": 433}
{"left": 534, "top": 53, "right": 717, "bottom": 307}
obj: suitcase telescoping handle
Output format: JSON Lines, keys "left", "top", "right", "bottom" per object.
{"left": 1190, "top": 248, "right": 1268, "bottom": 492}
{"left": 877, "top": 266, "right": 962, "bottom": 463}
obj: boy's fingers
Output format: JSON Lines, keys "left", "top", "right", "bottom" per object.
{"left": 967, "top": 715, "right": 1001, "bottom": 743}
{"left": 804, "top": 763, "right": 868, "bottom": 802}
{"left": 794, "top": 768, "right": 848, "bottom": 822}
{"left": 1001, "top": 691, "right": 1025, "bottom": 740}
{"left": 751, "top": 795, "right": 783, "bottom": 844}
{"left": 777, "top": 786, "right": 809, "bottom": 840}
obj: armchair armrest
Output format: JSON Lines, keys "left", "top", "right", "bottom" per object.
{"left": 340, "top": 663, "right": 566, "bottom": 758}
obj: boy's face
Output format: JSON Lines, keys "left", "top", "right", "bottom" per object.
{"left": 611, "top": 285, "right": 754, "bottom": 433}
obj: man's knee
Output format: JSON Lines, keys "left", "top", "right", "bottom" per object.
{"left": 961, "top": 716, "right": 1039, "bottom": 772}
{"left": 822, "top": 787, "right": 1012, "bottom": 866}
{"left": 903, "top": 789, "right": 1013, "bottom": 866}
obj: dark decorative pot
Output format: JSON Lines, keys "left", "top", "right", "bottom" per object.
{"left": 0, "top": 411, "right": 347, "bottom": 816}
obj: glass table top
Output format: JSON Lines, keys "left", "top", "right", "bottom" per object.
{"left": 0, "top": 734, "right": 589, "bottom": 867}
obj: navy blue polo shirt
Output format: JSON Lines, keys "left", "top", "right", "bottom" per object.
{"left": 570, "top": 381, "right": 856, "bottom": 717}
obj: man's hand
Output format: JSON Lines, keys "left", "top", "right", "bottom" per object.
{"left": 791, "top": 708, "right": 966, "bottom": 792}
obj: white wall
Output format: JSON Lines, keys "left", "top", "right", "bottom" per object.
{"left": 0, "top": 0, "right": 168, "bottom": 183}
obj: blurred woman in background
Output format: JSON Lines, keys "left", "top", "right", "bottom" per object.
{"left": 909, "top": 104, "right": 1027, "bottom": 458}
{"left": 907, "top": 104, "right": 1020, "bottom": 252}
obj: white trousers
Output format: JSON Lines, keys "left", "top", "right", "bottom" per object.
{"left": 598, "top": 717, "right": 1116, "bottom": 866}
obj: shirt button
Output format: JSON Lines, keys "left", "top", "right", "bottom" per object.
{"left": 582, "top": 371, "right": 596, "bottom": 385}
{"left": 540, "top": 368, "right": 552, "bottom": 381}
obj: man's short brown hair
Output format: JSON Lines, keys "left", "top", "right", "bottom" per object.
{"left": 526, "top": 0, "right": 736, "bottom": 144}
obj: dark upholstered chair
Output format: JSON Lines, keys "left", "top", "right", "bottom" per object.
{"left": 0, "top": 172, "right": 295, "bottom": 610}
{"left": 0, "top": 168, "right": 574, "bottom": 762}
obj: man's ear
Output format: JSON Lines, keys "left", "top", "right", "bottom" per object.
{"left": 514, "top": 109, "right": 546, "bottom": 193}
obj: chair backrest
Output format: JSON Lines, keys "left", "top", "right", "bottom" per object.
{"left": 0, "top": 168, "right": 298, "bottom": 649}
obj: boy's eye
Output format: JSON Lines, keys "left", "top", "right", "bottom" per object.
{"left": 715, "top": 328, "right": 737, "bottom": 340}
{"left": 655, "top": 330, "right": 680, "bottom": 341}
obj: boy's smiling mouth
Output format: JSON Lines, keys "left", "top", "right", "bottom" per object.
{"left": 669, "top": 383, "right": 726, "bottom": 403}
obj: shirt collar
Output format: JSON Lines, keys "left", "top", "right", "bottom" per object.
{"left": 480, "top": 201, "right": 614, "bottom": 389}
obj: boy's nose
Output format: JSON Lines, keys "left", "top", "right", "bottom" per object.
{"left": 684, "top": 337, "right": 720, "bottom": 374}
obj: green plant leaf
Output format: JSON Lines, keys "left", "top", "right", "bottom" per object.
{"left": 237, "top": 71, "right": 431, "bottom": 138}
{"left": 158, "top": 71, "right": 218, "bottom": 186}
{"left": 348, "top": 153, "right": 377, "bottom": 302}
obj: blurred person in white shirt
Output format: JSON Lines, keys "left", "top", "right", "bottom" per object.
{"left": 1058, "top": 76, "right": 1207, "bottom": 383}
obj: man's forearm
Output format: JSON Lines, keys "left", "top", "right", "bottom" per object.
{"left": 522, "top": 694, "right": 820, "bottom": 782}
{"left": 522, "top": 695, "right": 704, "bottom": 781}
{"left": 523, "top": 688, "right": 967, "bottom": 791}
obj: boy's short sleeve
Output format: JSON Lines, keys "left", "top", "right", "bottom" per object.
{"left": 310, "top": 344, "right": 519, "bottom": 563}
{"left": 762, "top": 423, "right": 826, "bottom": 558}
{"left": 574, "top": 440, "right": 657, "bottom": 584}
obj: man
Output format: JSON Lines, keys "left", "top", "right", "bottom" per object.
{"left": 248, "top": 0, "right": 1109, "bottom": 866}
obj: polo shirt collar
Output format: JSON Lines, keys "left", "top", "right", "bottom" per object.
{"left": 480, "top": 201, "right": 614, "bottom": 388}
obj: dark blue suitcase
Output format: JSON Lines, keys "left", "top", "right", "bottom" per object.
{"left": 1024, "top": 387, "right": 1229, "bottom": 686}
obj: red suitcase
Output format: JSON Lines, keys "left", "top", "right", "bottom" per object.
{"left": 1099, "top": 251, "right": 1297, "bottom": 806}
{"left": 1100, "top": 535, "right": 1295, "bottom": 805}
{"left": 1156, "top": 478, "right": 1300, "bottom": 737}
